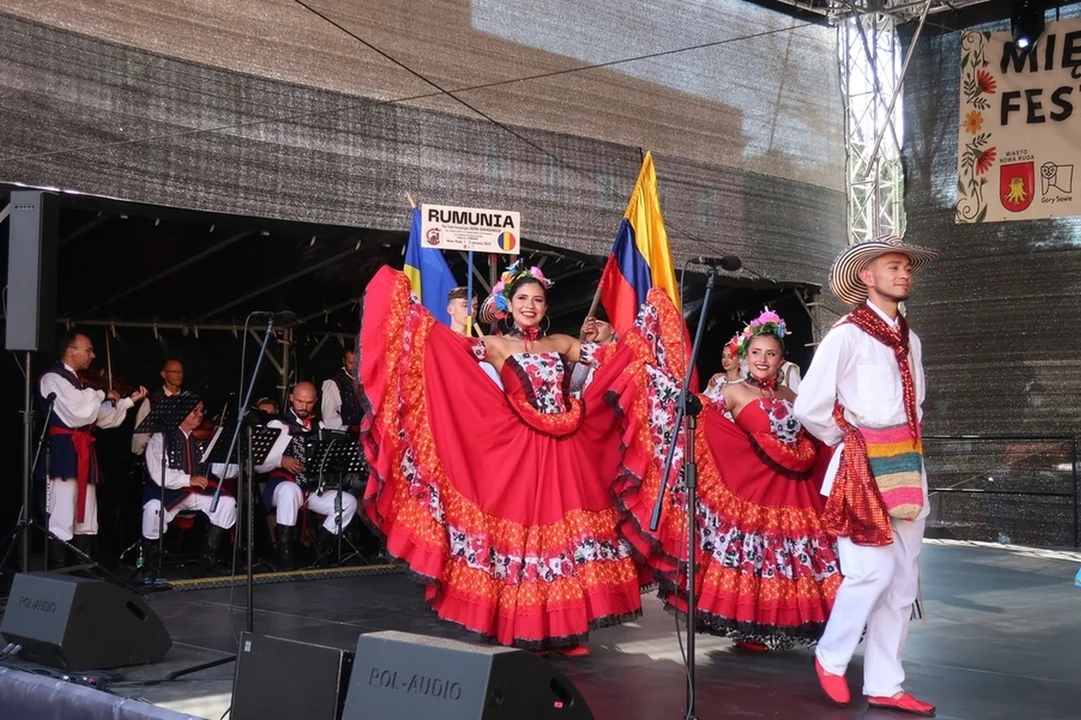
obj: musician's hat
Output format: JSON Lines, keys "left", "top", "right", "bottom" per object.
{"left": 828, "top": 236, "right": 938, "bottom": 305}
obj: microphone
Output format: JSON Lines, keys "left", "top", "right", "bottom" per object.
{"left": 45, "top": 392, "right": 57, "bottom": 404}
{"left": 252, "top": 310, "right": 298, "bottom": 326}
{"left": 691, "top": 255, "right": 742, "bottom": 271}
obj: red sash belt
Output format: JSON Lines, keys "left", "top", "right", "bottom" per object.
{"left": 49, "top": 426, "right": 95, "bottom": 523}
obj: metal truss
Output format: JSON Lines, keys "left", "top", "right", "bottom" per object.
{"left": 834, "top": 0, "right": 995, "bottom": 244}
{"left": 839, "top": 3, "right": 907, "bottom": 244}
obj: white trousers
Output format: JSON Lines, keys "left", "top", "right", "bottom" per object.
{"left": 271, "top": 482, "right": 356, "bottom": 534}
{"left": 47, "top": 478, "right": 98, "bottom": 541}
{"left": 142, "top": 493, "right": 238, "bottom": 540}
{"left": 815, "top": 516, "right": 925, "bottom": 697}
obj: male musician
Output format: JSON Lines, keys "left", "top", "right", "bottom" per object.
{"left": 320, "top": 345, "right": 361, "bottom": 431}
{"left": 142, "top": 395, "right": 237, "bottom": 575}
{"left": 131, "top": 359, "right": 185, "bottom": 455}
{"left": 256, "top": 382, "right": 358, "bottom": 570}
{"left": 39, "top": 330, "right": 147, "bottom": 566}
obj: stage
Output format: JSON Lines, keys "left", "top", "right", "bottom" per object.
{"left": 5, "top": 540, "right": 1080, "bottom": 719}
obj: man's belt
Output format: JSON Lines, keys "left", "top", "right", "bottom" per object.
{"left": 48, "top": 426, "right": 96, "bottom": 523}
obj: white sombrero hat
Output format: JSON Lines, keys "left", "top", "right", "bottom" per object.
{"left": 828, "top": 236, "right": 939, "bottom": 305}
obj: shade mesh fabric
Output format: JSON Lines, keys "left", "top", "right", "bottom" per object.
{"left": 0, "top": 2, "right": 846, "bottom": 286}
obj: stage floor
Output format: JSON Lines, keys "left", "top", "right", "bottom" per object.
{"left": 12, "top": 540, "right": 1081, "bottom": 719}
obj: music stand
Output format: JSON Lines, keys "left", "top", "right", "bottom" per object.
{"left": 134, "top": 393, "right": 203, "bottom": 583}
{"left": 239, "top": 425, "right": 281, "bottom": 582}
{"left": 160, "top": 423, "right": 282, "bottom": 685}
{"left": 308, "top": 430, "right": 365, "bottom": 566}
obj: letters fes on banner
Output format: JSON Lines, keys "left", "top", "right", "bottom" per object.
{"left": 420, "top": 204, "right": 521, "bottom": 254}
{"left": 956, "top": 21, "right": 1081, "bottom": 223}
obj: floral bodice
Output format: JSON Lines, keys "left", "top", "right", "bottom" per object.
{"left": 737, "top": 398, "right": 802, "bottom": 446}
{"left": 468, "top": 338, "right": 607, "bottom": 416}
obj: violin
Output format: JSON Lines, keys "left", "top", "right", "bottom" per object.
{"left": 192, "top": 401, "right": 229, "bottom": 442}
{"left": 78, "top": 367, "right": 138, "bottom": 397}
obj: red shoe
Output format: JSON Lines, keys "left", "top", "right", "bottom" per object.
{"left": 814, "top": 657, "right": 850, "bottom": 705}
{"left": 735, "top": 641, "right": 769, "bottom": 652}
{"left": 867, "top": 693, "right": 935, "bottom": 716}
{"left": 557, "top": 645, "right": 592, "bottom": 658}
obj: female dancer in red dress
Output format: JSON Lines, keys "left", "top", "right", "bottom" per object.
{"left": 613, "top": 308, "right": 841, "bottom": 651}
{"left": 357, "top": 261, "right": 684, "bottom": 656}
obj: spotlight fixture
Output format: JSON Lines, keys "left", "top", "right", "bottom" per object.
{"left": 1011, "top": 0, "right": 1046, "bottom": 49}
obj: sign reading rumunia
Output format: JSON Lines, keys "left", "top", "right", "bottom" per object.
{"left": 420, "top": 204, "right": 521, "bottom": 254}
{"left": 957, "top": 21, "right": 1081, "bottom": 223}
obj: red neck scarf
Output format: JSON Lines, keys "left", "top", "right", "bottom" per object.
{"left": 745, "top": 374, "right": 777, "bottom": 392}
{"left": 844, "top": 303, "right": 920, "bottom": 444}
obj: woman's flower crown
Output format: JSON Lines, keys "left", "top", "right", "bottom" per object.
{"left": 737, "top": 306, "right": 788, "bottom": 357}
{"left": 487, "top": 259, "right": 554, "bottom": 317}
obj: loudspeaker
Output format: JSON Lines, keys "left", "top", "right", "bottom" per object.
{"left": 343, "top": 631, "right": 594, "bottom": 720}
{"left": 0, "top": 573, "right": 171, "bottom": 670}
{"left": 232, "top": 633, "right": 354, "bottom": 720}
{"left": 4, "top": 190, "right": 58, "bottom": 353}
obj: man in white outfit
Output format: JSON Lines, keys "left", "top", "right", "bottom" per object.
{"left": 793, "top": 237, "right": 938, "bottom": 716}
{"left": 256, "top": 382, "right": 357, "bottom": 570}
{"left": 141, "top": 395, "right": 238, "bottom": 575}
{"left": 39, "top": 330, "right": 147, "bottom": 566}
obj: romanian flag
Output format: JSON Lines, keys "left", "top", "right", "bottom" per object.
{"left": 599, "top": 151, "right": 679, "bottom": 335}
{"left": 402, "top": 207, "right": 459, "bottom": 326}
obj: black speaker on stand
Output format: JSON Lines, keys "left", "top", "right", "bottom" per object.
{"left": 3, "top": 190, "right": 59, "bottom": 575}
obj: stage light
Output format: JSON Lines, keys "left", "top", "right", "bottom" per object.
{"left": 1012, "top": 0, "right": 1046, "bottom": 49}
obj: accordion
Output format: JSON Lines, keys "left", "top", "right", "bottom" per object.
{"left": 286, "top": 429, "right": 365, "bottom": 493}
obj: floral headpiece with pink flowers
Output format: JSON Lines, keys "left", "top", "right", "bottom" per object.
{"left": 737, "top": 307, "right": 788, "bottom": 357}
{"left": 482, "top": 259, "right": 554, "bottom": 321}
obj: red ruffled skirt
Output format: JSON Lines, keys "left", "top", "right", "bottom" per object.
{"left": 611, "top": 366, "right": 841, "bottom": 649}
{"left": 358, "top": 267, "right": 662, "bottom": 649}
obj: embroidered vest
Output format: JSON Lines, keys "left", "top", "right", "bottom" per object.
{"left": 331, "top": 369, "right": 362, "bottom": 426}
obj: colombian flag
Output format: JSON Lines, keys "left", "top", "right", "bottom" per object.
{"left": 599, "top": 151, "right": 679, "bottom": 335}
{"left": 402, "top": 207, "right": 459, "bottom": 326}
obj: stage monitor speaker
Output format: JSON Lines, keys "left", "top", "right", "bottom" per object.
{"left": 232, "top": 632, "right": 354, "bottom": 720}
{"left": 343, "top": 631, "right": 594, "bottom": 720}
{"left": 0, "top": 573, "right": 171, "bottom": 670}
{"left": 4, "top": 190, "right": 59, "bottom": 353}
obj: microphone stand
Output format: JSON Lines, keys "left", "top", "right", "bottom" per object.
{"left": 168, "top": 315, "right": 279, "bottom": 682}
{"left": 0, "top": 386, "right": 53, "bottom": 577}
{"left": 649, "top": 264, "right": 717, "bottom": 720}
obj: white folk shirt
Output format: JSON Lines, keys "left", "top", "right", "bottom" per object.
{"left": 39, "top": 363, "right": 134, "bottom": 433}
{"left": 255, "top": 414, "right": 324, "bottom": 474}
{"left": 792, "top": 300, "right": 930, "bottom": 521}
{"left": 320, "top": 371, "right": 347, "bottom": 431}
{"left": 145, "top": 431, "right": 239, "bottom": 488}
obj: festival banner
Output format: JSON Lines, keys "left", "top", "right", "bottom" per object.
{"left": 957, "top": 21, "right": 1081, "bottom": 223}
{"left": 420, "top": 204, "right": 521, "bottom": 254}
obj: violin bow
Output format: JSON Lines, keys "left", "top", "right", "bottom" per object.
{"left": 106, "top": 331, "right": 114, "bottom": 394}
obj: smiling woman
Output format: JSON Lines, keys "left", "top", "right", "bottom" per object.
{"left": 356, "top": 262, "right": 689, "bottom": 656}
{"left": 613, "top": 306, "right": 840, "bottom": 652}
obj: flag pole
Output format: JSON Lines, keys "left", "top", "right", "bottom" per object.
{"left": 465, "top": 250, "right": 475, "bottom": 338}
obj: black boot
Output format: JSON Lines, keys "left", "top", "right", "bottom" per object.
{"left": 47, "top": 537, "right": 71, "bottom": 570}
{"left": 315, "top": 528, "right": 338, "bottom": 568}
{"left": 70, "top": 535, "right": 96, "bottom": 565}
{"left": 141, "top": 538, "right": 162, "bottom": 578}
{"left": 198, "top": 525, "right": 230, "bottom": 576}
{"left": 274, "top": 525, "right": 296, "bottom": 571}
